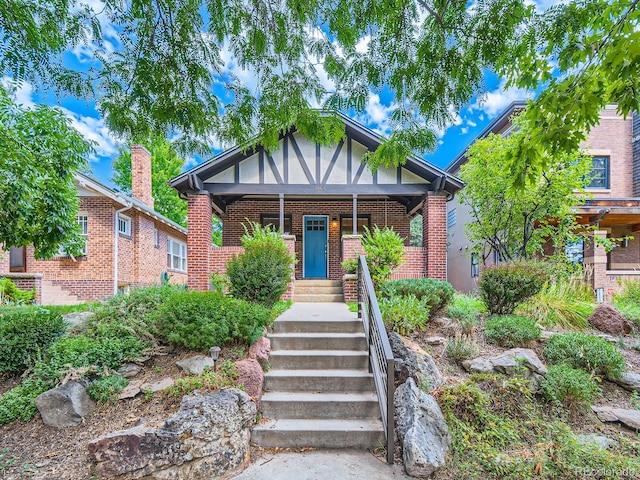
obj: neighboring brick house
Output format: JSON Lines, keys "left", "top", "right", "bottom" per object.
{"left": 0, "top": 145, "right": 187, "bottom": 304}
{"left": 446, "top": 103, "right": 639, "bottom": 299}
{"left": 169, "top": 113, "right": 464, "bottom": 300}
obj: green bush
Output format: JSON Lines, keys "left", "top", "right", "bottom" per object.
{"left": 379, "top": 294, "right": 429, "bottom": 334}
{"left": 445, "top": 334, "right": 481, "bottom": 362}
{"left": 478, "top": 261, "right": 550, "bottom": 315}
{"left": 540, "top": 364, "right": 601, "bottom": 409}
{"left": 515, "top": 278, "right": 595, "bottom": 330}
{"left": 155, "top": 290, "right": 273, "bottom": 350}
{"left": 227, "top": 222, "right": 294, "bottom": 306}
{"left": 0, "top": 309, "right": 66, "bottom": 373}
{"left": 613, "top": 279, "right": 640, "bottom": 327}
{"left": 484, "top": 315, "right": 541, "bottom": 348}
{"left": 447, "top": 293, "right": 486, "bottom": 333}
{"left": 380, "top": 278, "right": 455, "bottom": 315}
{"left": 362, "top": 225, "right": 405, "bottom": 289}
{"left": 0, "top": 278, "right": 35, "bottom": 304}
{"left": 86, "top": 375, "right": 129, "bottom": 403}
{"left": 0, "top": 378, "right": 52, "bottom": 424}
{"left": 341, "top": 258, "right": 358, "bottom": 274}
{"left": 544, "top": 333, "right": 626, "bottom": 380}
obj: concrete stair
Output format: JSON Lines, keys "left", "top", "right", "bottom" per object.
{"left": 293, "top": 279, "right": 344, "bottom": 303}
{"left": 252, "top": 303, "right": 384, "bottom": 450}
{"left": 40, "top": 280, "right": 81, "bottom": 306}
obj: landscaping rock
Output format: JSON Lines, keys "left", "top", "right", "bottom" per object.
{"left": 576, "top": 434, "right": 617, "bottom": 450}
{"left": 587, "top": 302, "right": 633, "bottom": 335}
{"left": 235, "top": 359, "right": 264, "bottom": 406}
{"left": 395, "top": 378, "right": 451, "bottom": 478}
{"left": 461, "top": 357, "right": 494, "bottom": 374}
{"left": 592, "top": 406, "right": 640, "bottom": 430}
{"left": 249, "top": 337, "right": 271, "bottom": 368}
{"left": 614, "top": 372, "right": 640, "bottom": 392}
{"left": 119, "top": 381, "right": 143, "bottom": 400}
{"left": 389, "top": 332, "right": 444, "bottom": 391}
{"left": 140, "top": 378, "right": 175, "bottom": 393}
{"left": 176, "top": 356, "right": 214, "bottom": 376}
{"left": 88, "top": 388, "right": 256, "bottom": 479}
{"left": 35, "top": 380, "right": 95, "bottom": 428}
{"left": 462, "top": 349, "right": 547, "bottom": 391}
{"left": 118, "top": 363, "right": 142, "bottom": 378}
{"left": 424, "top": 336, "right": 447, "bottom": 346}
{"left": 62, "top": 311, "right": 95, "bottom": 329}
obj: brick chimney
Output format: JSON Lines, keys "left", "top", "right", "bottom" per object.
{"left": 633, "top": 113, "right": 640, "bottom": 197}
{"left": 131, "top": 144, "right": 154, "bottom": 209}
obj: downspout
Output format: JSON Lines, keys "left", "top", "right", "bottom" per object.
{"left": 114, "top": 201, "right": 132, "bottom": 296}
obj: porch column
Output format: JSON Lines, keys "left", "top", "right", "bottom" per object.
{"left": 422, "top": 192, "right": 447, "bottom": 280}
{"left": 352, "top": 194, "right": 358, "bottom": 235}
{"left": 341, "top": 234, "right": 363, "bottom": 302}
{"left": 585, "top": 230, "right": 609, "bottom": 300}
{"left": 279, "top": 194, "right": 285, "bottom": 234}
{"left": 281, "top": 234, "right": 296, "bottom": 300}
{"left": 187, "top": 193, "right": 212, "bottom": 291}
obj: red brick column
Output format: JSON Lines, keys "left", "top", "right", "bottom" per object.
{"left": 585, "top": 230, "right": 608, "bottom": 300}
{"left": 341, "top": 235, "right": 363, "bottom": 302}
{"left": 281, "top": 235, "right": 296, "bottom": 300}
{"left": 187, "top": 194, "right": 213, "bottom": 291}
{"left": 423, "top": 192, "right": 447, "bottom": 280}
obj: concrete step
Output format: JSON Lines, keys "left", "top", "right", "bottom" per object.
{"left": 294, "top": 285, "right": 343, "bottom": 295}
{"left": 40, "top": 281, "right": 81, "bottom": 306}
{"left": 260, "top": 391, "right": 379, "bottom": 419}
{"left": 295, "top": 280, "right": 342, "bottom": 287}
{"left": 274, "top": 318, "right": 362, "bottom": 334}
{"left": 264, "top": 370, "right": 374, "bottom": 392}
{"left": 269, "top": 350, "right": 369, "bottom": 370}
{"left": 252, "top": 418, "right": 385, "bottom": 449}
{"left": 269, "top": 332, "right": 367, "bottom": 351}
{"left": 292, "top": 294, "right": 344, "bottom": 303}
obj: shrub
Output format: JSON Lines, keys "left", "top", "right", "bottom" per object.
{"left": 447, "top": 293, "right": 486, "bottom": 333}
{"left": 155, "top": 290, "right": 273, "bottom": 350}
{"left": 478, "top": 261, "right": 550, "bottom": 315}
{"left": 0, "top": 278, "right": 35, "bottom": 304}
{"left": 515, "top": 278, "right": 595, "bottom": 330}
{"left": 540, "top": 364, "right": 601, "bottom": 409}
{"left": 445, "top": 334, "right": 481, "bottom": 362}
{"left": 380, "top": 278, "right": 455, "bottom": 315}
{"left": 86, "top": 375, "right": 129, "bottom": 403}
{"left": 164, "top": 360, "right": 237, "bottom": 397}
{"left": 484, "top": 315, "right": 541, "bottom": 348}
{"left": 341, "top": 258, "right": 358, "bottom": 274}
{"left": 227, "top": 222, "right": 294, "bottom": 306}
{"left": 0, "top": 309, "right": 66, "bottom": 373}
{"left": 544, "top": 333, "right": 626, "bottom": 380}
{"left": 362, "top": 225, "right": 405, "bottom": 289}
{"left": 613, "top": 279, "right": 640, "bottom": 327}
{"left": 379, "top": 294, "right": 430, "bottom": 334}
{"left": 0, "top": 378, "right": 52, "bottom": 424}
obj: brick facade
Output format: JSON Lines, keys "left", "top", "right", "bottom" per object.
{"left": 423, "top": 193, "right": 447, "bottom": 280}
{"left": 131, "top": 145, "right": 154, "bottom": 208}
{"left": 187, "top": 194, "right": 213, "bottom": 291}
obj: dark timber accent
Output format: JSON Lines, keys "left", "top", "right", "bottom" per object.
{"left": 203, "top": 183, "right": 430, "bottom": 196}
{"left": 321, "top": 140, "right": 344, "bottom": 185}
{"left": 289, "top": 134, "right": 316, "bottom": 184}
{"left": 266, "top": 152, "right": 284, "bottom": 184}
{"left": 353, "top": 157, "right": 367, "bottom": 184}
{"left": 406, "top": 195, "right": 427, "bottom": 215}
{"left": 259, "top": 150, "right": 265, "bottom": 184}
{"left": 283, "top": 136, "right": 289, "bottom": 184}
{"left": 234, "top": 164, "right": 240, "bottom": 183}
{"left": 347, "top": 138, "right": 352, "bottom": 185}
{"left": 316, "top": 143, "right": 321, "bottom": 184}
{"left": 396, "top": 167, "right": 402, "bottom": 184}
{"left": 210, "top": 196, "right": 227, "bottom": 216}
{"left": 373, "top": 170, "right": 378, "bottom": 185}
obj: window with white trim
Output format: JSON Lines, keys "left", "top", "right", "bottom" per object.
{"left": 118, "top": 213, "right": 131, "bottom": 236}
{"left": 447, "top": 209, "right": 457, "bottom": 228}
{"left": 154, "top": 228, "right": 160, "bottom": 247}
{"left": 587, "top": 156, "right": 610, "bottom": 189}
{"left": 167, "top": 237, "right": 187, "bottom": 272}
{"left": 58, "top": 215, "right": 88, "bottom": 256}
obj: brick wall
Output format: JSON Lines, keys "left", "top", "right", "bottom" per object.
{"left": 343, "top": 275, "right": 358, "bottom": 302}
{"left": 0, "top": 195, "right": 187, "bottom": 301}
{"left": 131, "top": 144, "right": 154, "bottom": 208}
{"left": 188, "top": 194, "right": 213, "bottom": 291}
{"left": 222, "top": 199, "right": 412, "bottom": 280}
{"left": 0, "top": 273, "right": 42, "bottom": 304}
{"left": 423, "top": 193, "right": 447, "bottom": 279}
{"left": 392, "top": 247, "right": 427, "bottom": 280}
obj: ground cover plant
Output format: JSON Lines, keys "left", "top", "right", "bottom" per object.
{"left": 484, "top": 315, "right": 541, "bottom": 348}
{"left": 446, "top": 293, "right": 486, "bottom": 333}
{"left": 380, "top": 277, "right": 455, "bottom": 316}
{"left": 613, "top": 279, "right": 640, "bottom": 327}
{"left": 539, "top": 364, "right": 601, "bottom": 410}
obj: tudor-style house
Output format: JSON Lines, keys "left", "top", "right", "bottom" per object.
{"left": 446, "top": 103, "right": 640, "bottom": 299}
{"left": 169, "top": 113, "right": 464, "bottom": 300}
{"left": 0, "top": 145, "right": 187, "bottom": 304}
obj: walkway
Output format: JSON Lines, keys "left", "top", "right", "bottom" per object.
{"left": 232, "top": 449, "right": 411, "bottom": 480}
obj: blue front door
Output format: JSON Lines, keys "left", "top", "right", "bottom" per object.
{"left": 304, "top": 216, "right": 328, "bottom": 278}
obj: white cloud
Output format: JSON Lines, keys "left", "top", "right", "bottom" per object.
{"left": 466, "top": 119, "right": 477, "bottom": 127}
{"left": 357, "top": 93, "right": 396, "bottom": 136}
{"left": 471, "top": 80, "right": 530, "bottom": 118}
{"left": 460, "top": 127, "right": 468, "bottom": 135}
{"left": 70, "top": 0, "right": 119, "bottom": 62}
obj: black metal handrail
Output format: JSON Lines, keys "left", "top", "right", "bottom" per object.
{"left": 357, "top": 255, "right": 396, "bottom": 464}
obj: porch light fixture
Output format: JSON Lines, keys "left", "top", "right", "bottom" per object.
{"left": 331, "top": 217, "right": 338, "bottom": 227}
{"left": 210, "top": 346, "right": 221, "bottom": 372}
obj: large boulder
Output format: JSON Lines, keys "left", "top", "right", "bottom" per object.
{"left": 62, "top": 311, "right": 95, "bottom": 330}
{"left": 248, "top": 337, "right": 271, "bottom": 368}
{"left": 176, "top": 356, "right": 214, "bottom": 376}
{"left": 462, "top": 348, "right": 547, "bottom": 391}
{"left": 235, "top": 359, "right": 264, "bottom": 406}
{"left": 592, "top": 405, "right": 640, "bottom": 431}
{"left": 614, "top": 372, "right": 640, "bottom": 392}
{"left": 88, "top": 388, "right": 256, "bottom": 479}
{"left": 395, "top": 378, "right": 451, "bottom": 477}
{"left": 35, "top": 380, "right": 95, "bottom": 428}
{"left": 587, "top": 302, "right": 633, "bottom": 335}
{"left": 389, "top": 332, "right": 444, "bottom": 391}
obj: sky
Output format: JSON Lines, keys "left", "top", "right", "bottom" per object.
{"left": 4, "top": 3, "right": 544, "bottom": 187}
